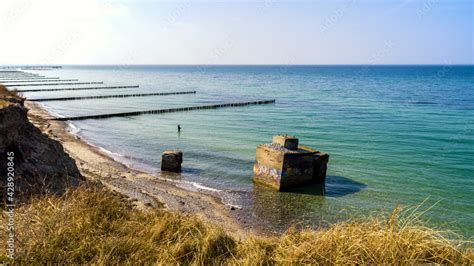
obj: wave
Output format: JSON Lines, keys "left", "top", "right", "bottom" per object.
{"left": 97, "top": 146, "right": 125, "bottom": 158}
{"left": 66, "top": 122, "right": 81, "bottom": 134}
{"left": 173, "top": 179, "right": 223, "bottom": 193}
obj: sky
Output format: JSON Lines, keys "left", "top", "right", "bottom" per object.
{"left": 0, "top": 0, "right": 472, "bottom": 65}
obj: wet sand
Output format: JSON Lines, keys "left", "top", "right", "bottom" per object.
{"left": 25, "top": 101, "right": 250, "bottom": 239}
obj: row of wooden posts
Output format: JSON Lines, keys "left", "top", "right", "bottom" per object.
{"left": 16, "top": 85, "right": 140, "bottom": 92}
{"left": 2, "top": 70, "right": 276, "bottom": 122}
{"left": 53, "top": 99, "right": 276, "bottom": 121}
{"left": 30, "top": 91, "right": 197, "bottom": 102}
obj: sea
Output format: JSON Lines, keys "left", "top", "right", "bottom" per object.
{"left": 14, "top": 65, "right": 474, "bottom": 236}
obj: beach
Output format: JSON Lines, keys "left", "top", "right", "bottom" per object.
{"left": 1, "top": 0, "right": 472, "bottom": 262}
{"left": 25, "top": 100, "right": 249, "bottom": 239}
{"left": 1, "top": 81, "right": 472, "bottom": 264}
{"left": 15, "top": 65, "right": 473, "bottom": 237}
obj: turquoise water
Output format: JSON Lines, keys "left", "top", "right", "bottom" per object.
{"left": 17, "top": 65, "right": 474, "bottom": 236}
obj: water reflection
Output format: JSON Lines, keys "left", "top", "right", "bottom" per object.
{"left": 249, "top": 176, "right": 366, "bottom": 232}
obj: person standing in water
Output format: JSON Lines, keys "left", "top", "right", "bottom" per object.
{"left": 177, "top": 124, "right": 181, "bottom": 134}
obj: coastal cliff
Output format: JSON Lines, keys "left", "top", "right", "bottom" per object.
{"left": 0, "top": 87, "right": 82, "bottom": 201}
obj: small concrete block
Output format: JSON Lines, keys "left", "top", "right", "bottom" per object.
{"left": 161, "top": 150, "right": 183, "bottom": 173}
{"left": 272, "top": 134, "right": 299, "bottom": 150}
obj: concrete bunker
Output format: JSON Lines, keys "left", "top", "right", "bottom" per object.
{"left": 253, "top": 135, "right": 329, "bottom": 191}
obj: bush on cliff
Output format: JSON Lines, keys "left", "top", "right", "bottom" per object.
{"left": 0, "top": 185, "right": 471, "bottom": 264}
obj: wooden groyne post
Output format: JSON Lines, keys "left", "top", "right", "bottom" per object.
{"left": 0, "top": 77, "right": 60, "bottom": 81}
{"left": 4, "top": 81, "right": 104, "bottom": 87}
{"left": 53, "top": 99, "right": 276, "bottom": 121}
{"left": 29, "top": 91, "right": 197, "bottom": 102}
{"left": 2, "top": 79, "right": 78, "bottom": 83}
{"left": 16, "top": 85, "right": 139, "bottom": 93}
{"left": 0, "top": 74, "right": 44, "bottom": 78}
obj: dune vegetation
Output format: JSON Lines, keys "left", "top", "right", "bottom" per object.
{"left": 0, "top": 84, "right": 22, "bottom": 99}
{"left": 0, "top": 184, "right": 472, "bottom": 264}
{"left": 0, "top": 84, "right": 21, "bottom": 107}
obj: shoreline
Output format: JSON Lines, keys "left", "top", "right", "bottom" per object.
{"left": 25, "top": 101, "right": 250, "bottom": 239}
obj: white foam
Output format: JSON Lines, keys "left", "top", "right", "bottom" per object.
{"left": 160, "top": 177, "right": 222, "bottom": 193}
{"left": 187, "top": 181, "right": 222, "bottom": 192}
{"left": 98, "top": 146, "right": 124, "bottom": 158}
{"left": 67, "top": 122, "right": 81, "bottom": 134}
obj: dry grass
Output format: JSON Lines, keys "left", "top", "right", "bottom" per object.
{"left": 0, "top": 84, "right": 23, "bottom": 107}
{"left": 0, "top": 185, "right": 472, "bottom": 264}
{"left": 0, "top": 84, "right": 19, "bottom": 97}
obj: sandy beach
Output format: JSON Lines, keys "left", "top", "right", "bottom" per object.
{"left": 25, "top": 101, "right": 249, "bottom": 239}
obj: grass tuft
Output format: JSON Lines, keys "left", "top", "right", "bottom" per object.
{"left": 1, "top": 185, "right": 472, "bottom": 264}
{"left": 0, "top": 84, "right": 23, "bottom": 107}
{"left": 0, "top": 84, "right": 20, "bottom": 98}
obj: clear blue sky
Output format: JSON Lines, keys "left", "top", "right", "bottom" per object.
{"left": 0, "top": 0, "right": 472, "bottom": 64}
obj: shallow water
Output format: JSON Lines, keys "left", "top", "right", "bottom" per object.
{"left": 17, "top": 65, "right": 474, "bottom": 236}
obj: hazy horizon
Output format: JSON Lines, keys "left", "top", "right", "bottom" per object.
{"left": 1, "top": 63, "right": 474, "bottom": 66}
{"left": 0, "top": 0, "right": 472, "bottom": 65}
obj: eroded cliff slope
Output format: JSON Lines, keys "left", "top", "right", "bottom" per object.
{"left": 0, "top": 86, "right": 82, "bottom": 201}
